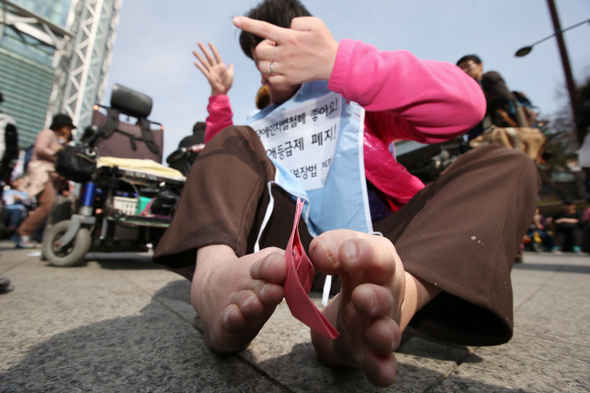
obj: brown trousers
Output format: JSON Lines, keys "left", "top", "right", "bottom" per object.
{"left": 17, "top": 177, "right": 57, "bottom": 237}
{"left": 153, "top": 126, "right": 540, "bottom": 346}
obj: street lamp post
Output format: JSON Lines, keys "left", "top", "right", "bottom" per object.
{"left": 515, "top": 0, "right": 589, "bottom": 125}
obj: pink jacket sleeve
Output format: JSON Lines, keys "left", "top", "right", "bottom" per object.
{"left": 328, "top": 39, "right": 486, "bottom": 144}
{"left": 204, "top": 95, "right": 234, "bottom": 143}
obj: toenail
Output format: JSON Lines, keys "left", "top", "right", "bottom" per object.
{"left": 261, "top": 283, "right": 271, "bottom": 295}
{"left": 246, "top": 294, "right": 258, "bottom": 306}
{"left": 317, "top": 239, "right": 338, "bottom": 266}
{"left": 370, "top": 292, "right": 377, "bottom": 313}
{"left": 263, "top": 254, "right": 276, "bottom": 269}
{"left": 344, "top": 241, "right": 357, "bottom": 260}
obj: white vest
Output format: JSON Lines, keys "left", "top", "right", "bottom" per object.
{"left": 246, "top": 81, "right": 372, "bottom": 239}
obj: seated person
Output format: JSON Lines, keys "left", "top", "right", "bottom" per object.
{"left": 526, "top": 208, "right": 554, "bottom": 252}
{"left": 2, "top": 177, "right": 32, "bottom": 234}
{"left": 551, "top": 200, "right": 583, "bottom": 253}
{"left": 153, "top": 0, "right": 540, "bottom": 387}
{"left": 179, "top": 121, "right": 206, "bottom": 149}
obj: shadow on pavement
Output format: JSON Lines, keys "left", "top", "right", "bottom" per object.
{"left": 0, "top": 281, "right": 278, "bottom": 393}
{"left": 0, "top": 281, "right": 538, "bottom": 393}
{"left": 513, "top": 263, "right": 590, "bottom": 274}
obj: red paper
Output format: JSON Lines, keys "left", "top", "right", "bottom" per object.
{"left": 283, "top": 198, "right": 339, "bottom": 339}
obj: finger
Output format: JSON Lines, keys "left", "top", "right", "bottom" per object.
{"left": 257, "top": 60, "right": 275, "bottom": 76}
{"left": 254, "top": 40, "right": 280, "bottom": 63}
{"left": 198, "top": 42, "right": 216, "bottom": 65}
{"left": 192, "top": 50, "right": 211, "bottom": 71}
{"left": 209, "top": 42, "right": 224, "bottom": 65}
{"left": 233, "top": 16, "right": 285, "bottom": 44}
{"left": 193, "top": 60, "right": 209, "bottom": 77}
{"left": 257, "top": 60, "right": 287, "bottom": 83}
{"left": 290, "top": 16, "right": 320, "bottom": 31}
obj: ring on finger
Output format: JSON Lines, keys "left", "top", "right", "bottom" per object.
{"left": 270, "top": 61, "right": 274, "bottom": 75}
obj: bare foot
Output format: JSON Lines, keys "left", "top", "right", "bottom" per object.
{"left": 191, "top": 244, "right": 287, "bottom": 353}
{"left": 309, "top": 230, "right": 440, "bottom": 387}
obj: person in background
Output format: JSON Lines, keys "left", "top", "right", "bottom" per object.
{"left": 12, "top": 114, "right": 74, "bottom": 248}
{"left": 551, "top": 200, "right": 583, "bottom": 254}
{"left": 2, "top": 176, "right": 32, "bottom": 235}
{"left": 526, "top": 208, "right": 554, "bottom": 253}
{"left": 179, "top": 121, "right": 206, "bottom": 149}
{"left": 456, "top": 55, "right": 514, "bottom": 141}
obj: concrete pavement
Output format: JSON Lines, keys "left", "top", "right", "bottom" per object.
{"left": 1, "top": 241, "right": 589, "bottom": 392}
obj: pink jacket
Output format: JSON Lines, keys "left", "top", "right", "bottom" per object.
{"left": 204, "top": 39, "right": 485, "bottom": 211}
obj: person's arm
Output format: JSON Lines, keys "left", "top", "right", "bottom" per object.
{"left": 330, "top": 40, "right": 485, "bottom": 144}
{"left": 234, "top": 16, "right": 485, "bottom": 145}
{"left": 205, "top": 96, "right": 234, "bottom": 143}
{"left": 34, "top": 129, "right": 58, "bottom": 162}
{"left": 193, "top": 42, "right": 235, "bottom": 143}
{"left": 481, "top": 71, "right": 512, "bottom": 115}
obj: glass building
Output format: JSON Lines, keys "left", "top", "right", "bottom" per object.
{"left": 0, "top": 0, "right": 122, "bottom": 148}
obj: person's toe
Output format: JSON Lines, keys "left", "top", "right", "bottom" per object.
{"left": 251, "top": 280, "right": 284, "bottom": 306}
{"left": 351, "top": 284, "right": 395, "bottom": 317}
{"left": 363, "top": 351, "right": 398, "bottom": 387}
{"left": 250, "top": 250, "right": 287, "bottom": 284}
{"left": 310, "top": 230, "right": 397, "bottom": 282}
{"left": 366, "top": 317, "right": 401, "bottom": 353}
{"left": 234, "top": 290, "right": 266, "bottom": 320}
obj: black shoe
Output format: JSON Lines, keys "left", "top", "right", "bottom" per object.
{"left": 0, "top": 274, "right": 10, "bottom": 292}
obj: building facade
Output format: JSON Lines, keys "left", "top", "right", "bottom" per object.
{"left": 0, "top": 0, "right": 122, "bottom": 147}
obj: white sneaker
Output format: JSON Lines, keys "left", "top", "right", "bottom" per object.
{"left": 15, "top": 235, "right": 40, "bottom": 249}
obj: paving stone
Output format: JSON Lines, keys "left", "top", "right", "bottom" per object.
{"left": 1, "top": 244, "right": 588, "bottom": 392}
{"left": 431, "top": 332, "right": 590, "bottom": 393}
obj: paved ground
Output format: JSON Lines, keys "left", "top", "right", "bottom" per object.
{"left": 0, "top": 241, "right": 589, "bottom": 392}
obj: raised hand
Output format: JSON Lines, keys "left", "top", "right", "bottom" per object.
{"left": 193, "top": 42, "right": 234, "bottom": 96}
{"left": 233, "top": 16, "right": 339, "bottom": 85}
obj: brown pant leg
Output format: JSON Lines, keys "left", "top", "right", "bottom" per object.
{"left": 17, "top": 179, "right": 56, "bottom": 237}
{"left": 153, "top": 126, "right": 311, "bottom": 269}
{"left": 373, "top": 145, "right": 540, "bottom": 346}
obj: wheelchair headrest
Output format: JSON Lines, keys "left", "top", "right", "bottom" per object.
{"left": 110, "top": 83, "right": 153, "bottom": 119}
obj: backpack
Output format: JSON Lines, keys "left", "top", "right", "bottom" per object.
{"left": 509, "top": 91, "right": 539, "bottom": 128}
{"left": 0, "top": 113, "right": 19, "bottom": 181}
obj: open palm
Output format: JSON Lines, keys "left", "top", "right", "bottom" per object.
{"left": 193, "top": 42, "right": 234, "bottom": 96}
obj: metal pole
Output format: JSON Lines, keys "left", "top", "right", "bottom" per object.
{"left": 547, "top": 0, "right": 579, "bottom": 124}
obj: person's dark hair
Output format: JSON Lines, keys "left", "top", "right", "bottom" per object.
{"left": 193, "top": 121, "right": 206, "bottom": 134}
{"left": 456, "top": 54, "right": 482, "bottom": 66}
{"left": 239, "top": 0, "right": 312, "bottom": 59}
{"left": 0, "top": 89, "right": 4, "bottom": 104}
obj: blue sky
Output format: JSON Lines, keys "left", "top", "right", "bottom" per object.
{"left": 104, "top": 0, "right": 590, "bottom": 159}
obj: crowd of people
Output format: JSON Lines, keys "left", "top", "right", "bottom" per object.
{"left": 0, "top": 112, "right": 74, "bottom": 248}
{"left": 0, "top": 95, "right": 75, "bottom": 292}
{"left": 0, "top": 0, "right": 588, "bottom": 388}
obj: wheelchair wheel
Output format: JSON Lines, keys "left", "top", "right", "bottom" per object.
{"left": 43, "top": 220, "right": 91, "bottom": 267}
